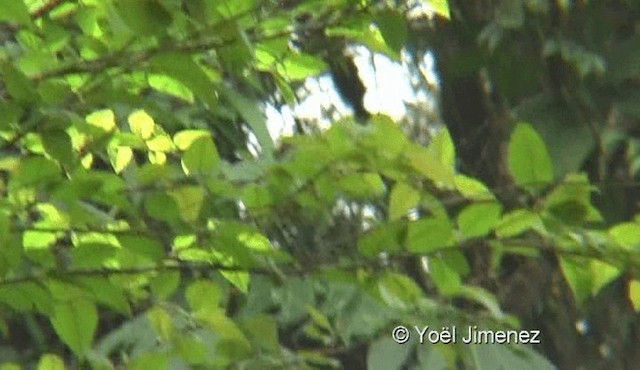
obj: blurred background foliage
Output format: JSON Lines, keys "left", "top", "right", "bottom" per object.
{"left": 0, "top": 0, "right": 640, "bottom": 369}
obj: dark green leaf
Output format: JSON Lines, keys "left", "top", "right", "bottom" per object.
{"left": 375, "top": 10, "right": 408, "bottom": 56}
{"left": 115, "top": 0, "right": 172, "bottom": 35}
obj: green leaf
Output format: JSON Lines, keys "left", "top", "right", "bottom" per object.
{"left": 240, "top": 315, "right": 280, "bottom": 353}
{"left": 560, "top": 257, "right": 620, "bottom": 305}
{"left": 378, "top": 272, "right": 424, "bottom": 309}
{"left": 169, "top": 186, "right": 205, "bottom": 222}
{"left": 186, "top": 280, "right": 222, "bottom": 314}
{"left": 429, "top": 257, "right": 462, "bottom": 295}
{"left": 13, "top": 156, "right": 60, "bottom": 186}
{"left": 145, "top": 134, "right": 174, "bottom": 152}
{"left": 0, "top": 282, "right": 52, "bottom": 312}
{"left": 358, "top": 222, "right": 404, "bottom": 256}
{"left": 367, "top": 337, "right": 412, "bottom": 370}
{"left": 389, "top": 182, "right": 420, "bottom": 220}
{"left": 544, "top": 173, "right": 594, "bottom": 225}
{"left": 114, "top": 0, "right": 172, "bottom": 35}
{"left": 407, "top": 216, "right": 453, "bottom": 253}
{"left": 23, "top": 230, "right": 57, "bottom": 250}
{"left": 144, "top": 192, "right": 181, "bottom": 223}
{"left": 220, "top": 271, "right": 250, "bottom": 294}
{"left": 375, "top": 10, "right": 408, "bottom": 55}
{"left": 495, "top": 209, "right": 543, "bottom": 238}
{"left": 629, "top": 280, "right": 640, "bottom": 312}
{"left": 1, "top": 63, "right": 36, "bottom": 102}
{"left": 37, "top": 354, "right": 65, "bottom": 370}
{"left": 174, "top": 130, "right": 211, "bottom": 150}
{"left": 591, "top": 259, "right": 620, "bottom": 296}
{"left": 508, "top": 122, "right": 554, "bottom": 190}
{"left": 456, "top": 285, "right": 504, "bottom": 319}
{"left": 337, "top": 172, "right": 386, "bottom": 198}
{"left": 454, "top": 175, "right": 494, "bottom": 200}
{"left": 428, "top": 127, "right": 456, "bottom": 171}
{"left": 147, "top": 306, "right": 175, "bottom": 339}
{"left": 428, "top": 0, "right": 451, "bottom": 19}
{"left": 278, "top": 53, "right": 327, "bottom": 81}
{"left": 220, "top": 88, "right": 275, "bottom": 156}
{"left": 117, "top": 235, "right": 164, "bottom": 262}
{"left": 128, "top": 353, "right": 169, "bottom": 370}
{"left": 150, "top": 53, "right": 218, "bottom": 109}
{"left": 408, "top": 145, "right": 455, "bottom": 188}
{"left": 50, "top": 300, "right": 98, "bottom": 357}
{"left": 468, "top": 343, "right": 555, "bottom": 370}
{"left": 0, "top": 1, "right": 31, "bottom": 25}
{"left": 42, "top": 130, "right": 75, "bottom": 168}
{"left": 86, "top": 109, "right": 116, "bottom": 132}
{"left": 458, "top": 202, "right": 502, "bottom": 239}
{"left": 147, "top": 74, "right": 194, "bottom": 102}
{"left": 109, "top": 146, "right": 133, "bottom": 174}
{"left": 77, "top": 277, "right": 130, "bottom": 315}
{"left": 150, "top": 271, "right": 181, "bottom": 300}
{"left": 181, "top": 135, "right": 220, "bottom": 176}
{"left": 609, "top": 222, "right": 640, "bottom": 250}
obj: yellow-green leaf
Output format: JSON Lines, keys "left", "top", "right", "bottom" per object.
{"left": 128, "top": 110, "right": 155, "bottom": 139}
{"left": 86, "top": 109, "right": 116, "bottom": 132}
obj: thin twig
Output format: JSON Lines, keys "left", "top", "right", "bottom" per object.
{"left": 31, "top": 0, "right": 73, "bottom": 20}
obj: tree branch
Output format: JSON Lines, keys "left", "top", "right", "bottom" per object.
{"left": 31, "top": 0, "right": 74, "bottom": 20}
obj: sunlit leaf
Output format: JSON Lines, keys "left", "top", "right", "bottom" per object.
{"left": 86, "top": 109, "right": 116, "bottom": 132}
{"left": 128, "top": 110, "right": 155, "bottom": 140}
{"left": 278, "top": 53, "right": 327, "bottom": 81}
{"left": 109, "top": 146, "right": 133, "bottom": 174}
{"left": 429, "top": 0, "right": 451, "bottom": 19}
{"left": 173, "top": 130, "right": 211, "bottom": 150}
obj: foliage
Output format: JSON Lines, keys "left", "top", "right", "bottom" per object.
{"left": 0, "top": 0, "right": 639, "bottom": 369}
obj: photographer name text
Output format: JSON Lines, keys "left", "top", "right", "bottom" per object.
{"left": 391, "top": 325, "right": 541, "bottom": 345}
